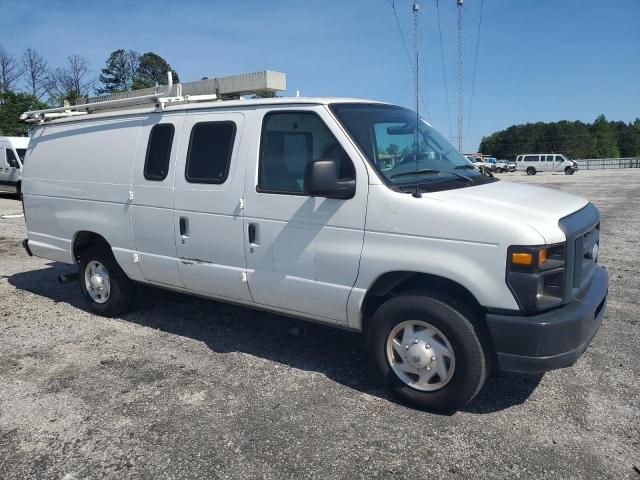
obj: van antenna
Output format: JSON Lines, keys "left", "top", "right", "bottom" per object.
{"left": 412, "top": 0, "right": 421, "bottom": 198}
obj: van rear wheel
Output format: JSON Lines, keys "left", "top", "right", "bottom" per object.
{"left": 78, "top": 245, "right": 134, "bottom": 317}
{"left": 368, "top": 293, "right": 488, "bottom": 412}
{"left": 526, "top": 167, "right": 536, "bottom": 175}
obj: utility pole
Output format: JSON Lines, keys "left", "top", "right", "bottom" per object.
{"left": 457, "top": 0, "right": 464, "bottom": 152}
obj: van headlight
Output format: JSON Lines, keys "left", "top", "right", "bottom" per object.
{"left": 506, "top": 243, "right": 565, "bottom": 312}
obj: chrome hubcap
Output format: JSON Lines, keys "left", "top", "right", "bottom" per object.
{"left": 84, "top": 261, "right": 110, "bottom": 304}
{"left": 386, "top": 320, "right": 455, "bottom": 391}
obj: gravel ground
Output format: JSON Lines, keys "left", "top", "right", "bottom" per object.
{"left": 1, "top": 169, "right": 639, "bottom": 480}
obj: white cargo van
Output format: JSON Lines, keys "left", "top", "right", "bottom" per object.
{"left": 516, "top": 153, "right": 578, "bottom": 175}
{"left": 0, "top": 136, "right": 29, "bottom": 197}
{"left": 19, "top": 72, "right": 607, "bottom": 411}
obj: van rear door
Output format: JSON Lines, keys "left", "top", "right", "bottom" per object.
{"left": 172, "top": 111, "right": 252, "bottom": 303}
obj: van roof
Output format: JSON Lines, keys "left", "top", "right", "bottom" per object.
{"left": 33, "top": 96, "right": 390, "bottom": 127}
{"left": 0, "top": 136, "right": 29, "bottom": 146}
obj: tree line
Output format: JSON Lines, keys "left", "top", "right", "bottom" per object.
{"left": 0, "top": 46, "right": 179, "bottom": 136}
{"left": 479, "top": 115, "right": 640, "bottom": 160}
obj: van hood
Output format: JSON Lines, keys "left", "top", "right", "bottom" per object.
{"left": 429, "top": 180, "right": 589, "bottom": 244}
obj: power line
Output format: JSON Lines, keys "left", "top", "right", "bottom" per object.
{"left": 435, "top": 0, "right": 453, "bottom": 137}
{"left": 467, "top": 0, "right": 485, "bottom": 134}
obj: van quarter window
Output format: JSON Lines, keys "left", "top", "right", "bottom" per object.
{"left": 186, "top": 121, "right": 236, "bottom": 184}
{"left": 144, "top": 124, "right": 175, "bottom": 181}
{"left": 257, "top": 111, "right": 355, "bottom": 194}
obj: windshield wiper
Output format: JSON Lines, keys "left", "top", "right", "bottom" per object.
{"left": 391, "top": 168, "right": 472, "bottom": 182}
{"left": 455, "top": 164, "right": 476, "bottom": 170}
{"left": 391, "top": 169, "right": 439, "bottom": 179}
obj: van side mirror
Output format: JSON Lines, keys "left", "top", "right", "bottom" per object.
{"left": 304, "top": 159, "right": 355, "bottom": 199}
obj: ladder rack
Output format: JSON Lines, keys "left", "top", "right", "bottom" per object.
{"left": 20, "top": 70, "right": 287, "bottom": 124}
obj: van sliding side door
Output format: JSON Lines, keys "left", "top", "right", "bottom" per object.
{"left": 172, "top": 111, "right": 253, "bottom": 303}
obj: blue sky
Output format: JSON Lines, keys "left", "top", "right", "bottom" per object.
{"left": 4, "top": 0, "right": 639, "bottom": 151}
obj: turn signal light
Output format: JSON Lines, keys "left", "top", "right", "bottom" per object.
{"left": 538, "top": 247, "right": 547, "bottom": 265}
{"left": 511, "top": 252, "right": 533, "bottom": 265}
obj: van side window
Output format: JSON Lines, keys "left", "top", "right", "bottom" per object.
{"left": 524, "top": 155, "right": 538, "bottom": 162}
{"left": 555, "top": 155, "right": 563, "bottom": 162}
{"left": 144, "top": 124, "right": 175, "bottom": 181}
{"left": 6, "top": 149, "right": 18, "bottom": 165}
{"left": 186, "top": 121, "right": 236, "bottom": 184}
{"left": 258, "top": 111, "right": 355, "bottom": 194}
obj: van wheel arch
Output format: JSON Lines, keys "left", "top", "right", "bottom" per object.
{"left": 72, "top": 231, "right": 111, "bottom": 262}
{"left": 361, "top": 272, "right": 486, "bottom": 330}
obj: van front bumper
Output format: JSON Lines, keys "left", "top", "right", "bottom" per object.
{"left": 486, "top": 265, "right": 607, "bottom": 374}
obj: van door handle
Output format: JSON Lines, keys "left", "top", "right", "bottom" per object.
{"left": 248, "top": 223, "right": 257, "bottom": 245}
{"left": 179, "top": 216, "right": 189, "bottom": 237}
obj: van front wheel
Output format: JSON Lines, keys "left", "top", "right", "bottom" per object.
{"left": 368, "top": 294, "right": 488, "bottom": 412}
{"left": 565, "top": 167, "right": 575, "bottom": 175}
{"left": 526, "top": 167, "right": 536, "bottom": 175}
{"left": 78, "top": 245, "right": 134, "bottom": 317}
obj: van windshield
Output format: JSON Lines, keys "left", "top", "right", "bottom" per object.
{"left": 330, "top": 103, "right": 496, "bottom": 192}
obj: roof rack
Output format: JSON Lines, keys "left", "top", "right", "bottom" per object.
{"left": 20, "top": 70, "right": 286, "bottom": 124}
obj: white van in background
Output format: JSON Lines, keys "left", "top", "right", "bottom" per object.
{"left": 516, "top": 153, "right": 578, "bottom": 176}
{"left": 0, "top": 136, "right": 29, "bottom": 197}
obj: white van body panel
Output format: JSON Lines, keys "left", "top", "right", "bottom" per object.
{"left": 24, "top": 119, "right": 140, "bottom": 274}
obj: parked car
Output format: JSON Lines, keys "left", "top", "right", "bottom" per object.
{"left": 505, "top": 160, "right": 516, "bottom": 172}
{"left": 19, "top": 77, "right": 608, "bottom": 412}
{"left": 483, "top": 157, "right": 509, "bottom": 173}
{"left": 0, "top": 136, "right": 29, "bottom": 198}
{"left": 516, "top": 154, "right": 578, "bottom": 175}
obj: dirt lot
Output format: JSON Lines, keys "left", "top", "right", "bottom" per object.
{"left": 1, "top": 169, "right": 639, "bottom": 479}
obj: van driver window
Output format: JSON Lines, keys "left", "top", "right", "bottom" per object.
{"left": 144, "top": 124, "right": 174, "bottom": 181}
{"left": 258, "top": 112, "right": 355, "bottom": 194}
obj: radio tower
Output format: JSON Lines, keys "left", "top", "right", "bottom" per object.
{"left": 457, "top": 0, "right": 464, "bottom": 152}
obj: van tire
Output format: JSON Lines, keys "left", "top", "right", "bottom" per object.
{"left": 16, "top": 182, "right": 22, "bottom": 201}
{"left": 78, "top": 245, "right": 134, "bottom": 317}
{"left": 367, "top": 293, "right": 488, "bottom": 412}
{"left": 564, "top": 167, "right": 574, "bottom": 175}
{"left": 526, "top": 167, "right": 536, "bottom": 175}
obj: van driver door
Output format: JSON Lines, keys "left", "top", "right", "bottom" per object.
{"left": 242, "top": 107, "right": 368, "bottom": 324}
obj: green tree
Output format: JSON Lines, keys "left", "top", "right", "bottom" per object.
{"left": 386, "top": 143, "right": 400, "bottom": 156}
{"left": 615, "top": 118, "right": 640, "bottom": 157}
{"left": 0, "top": 91, "right": 48, "bottom": 136}
{"left": 97, "top": 49, "right": 139, "bottom": 94}
{"left": 591, "top": 114, "right": 619, "bottom": 158}
{"left": 133, "top": 52, "right": 179, "bottom": 89}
